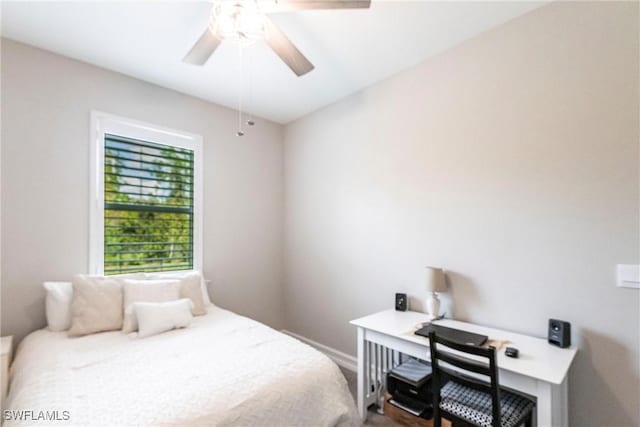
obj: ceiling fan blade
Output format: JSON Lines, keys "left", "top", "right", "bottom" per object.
{"left": 183, "top": 28, "right": 222, "bottom": 65}
{"left": 264, "top": 16, "right": 314, "bottom": 76}
{"left": 266, "top": 0, "right": 371, "bottom": 13}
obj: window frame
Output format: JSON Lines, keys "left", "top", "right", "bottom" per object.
{"left": 89, "top": 111, "right": 203, "bottom": 275}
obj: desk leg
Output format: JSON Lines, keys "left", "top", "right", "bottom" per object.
{"left": 561, "top": 377, "right": 568, "bottom": 427}
{"left": 357, "top": 327, "right": 368, "bottom": 421}
{"left": 536, "top": 379, "right": 565, "bottom": 427}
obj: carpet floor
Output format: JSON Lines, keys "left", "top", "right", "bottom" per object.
{"left": 339, "top": 367, "right": 403, "bottom": 427}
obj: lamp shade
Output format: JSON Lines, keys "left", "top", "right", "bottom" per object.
{"left": 425, "top": 267, "right": 446, "bottom": 293}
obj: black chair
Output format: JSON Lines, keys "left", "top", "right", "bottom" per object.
{"left": 428, "top": 331, "right": 535, "bottom": 427}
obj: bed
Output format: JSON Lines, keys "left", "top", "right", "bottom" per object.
{"left": 5, "top": 306, "right": 360, "bottom": 427}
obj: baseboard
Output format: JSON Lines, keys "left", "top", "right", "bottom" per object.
{"left": 281, "top": 329, "right": 357, "bottom": 372}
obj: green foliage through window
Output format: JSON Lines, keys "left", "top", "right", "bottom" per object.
{"left": 104, "top": 134, "right": 194, "bottom": 274}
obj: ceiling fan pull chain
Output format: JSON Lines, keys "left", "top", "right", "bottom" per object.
{"left": 236, "top": 42, "right": 245, "bottom": 137}
{"left": 246, "top": 46, "right": 255, "bottom": 127}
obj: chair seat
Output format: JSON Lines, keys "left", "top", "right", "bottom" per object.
{"left": 440, "top": 381, "right": 534, "bottom": 427}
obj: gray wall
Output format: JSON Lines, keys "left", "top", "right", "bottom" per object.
{"left": 2, "top": 2, "right": 640, "bottom": 425}
{"left": 283, "top": 2, "right": 639, "bottom": 426}
{"left": 1, "top": 39, "right": 285, "bottom": 343}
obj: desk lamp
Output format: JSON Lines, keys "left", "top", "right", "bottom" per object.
{"left": 425, "top": 266, "right": 446, "bottom": 320}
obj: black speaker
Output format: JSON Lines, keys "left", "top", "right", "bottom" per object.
{"left": 548, "top": 319, "right": 571, "bottom": 348}
{"left": 395, "top": 293, "right": 408, "bottom": 311}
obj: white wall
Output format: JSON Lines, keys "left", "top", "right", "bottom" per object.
{"left": 1, "top": 39, "right": 285, "bottom": 343}
{"left": 284, "top": 2, "right": 639, "bottom": 426}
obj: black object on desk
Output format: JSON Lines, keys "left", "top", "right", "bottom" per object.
{"left": 395, "top": 293, "right": 408, "bottom": 311}
{"left": 548, "top": 318, "right": 571, "bottom": 348}
{"left": 505, "top": 347, "right": 519, "bottom": 358}
{"left": 414, "top": 323, "right": 488, "bottom": 346}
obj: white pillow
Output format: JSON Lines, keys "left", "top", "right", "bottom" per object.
{"left": 179, "top": 274, "right": 206, "bottom": 316}
{"left": 43, "top": 282, "right": 73, "bottom": 331}
{"left": 43, "top": 273, "right": 144, "bottom": 332}
{"left": 68, "top": 275, "right": 124, "bottom": 337}
{"left": 134, "top": 299, "right": 193, "bottom": 338}
{"left": 143, "top": 271, "right": 211, "bottom": 306}
{"left": 122, "top": 279, "right": 181, "bottom": 333}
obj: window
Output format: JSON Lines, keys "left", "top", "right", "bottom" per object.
{"left": 90, "top": 112, "right": 202, "bottom": 275}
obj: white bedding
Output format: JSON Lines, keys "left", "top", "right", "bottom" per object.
{"left": 5, "top": 307, "right": 360, "bottom": 427}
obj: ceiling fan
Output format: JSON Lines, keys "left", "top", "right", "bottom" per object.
{"left": 183, "top": 0, "right": 371, "bottom": 76}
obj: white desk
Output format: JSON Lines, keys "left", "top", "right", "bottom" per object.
{"left": 350, "top": 310, "right": 577, "bottom": 427}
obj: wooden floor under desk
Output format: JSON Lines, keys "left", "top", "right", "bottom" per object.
{"left": 383, "top": 394, "right": 452, "bottom": 427}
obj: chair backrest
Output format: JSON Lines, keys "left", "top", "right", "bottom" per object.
{"left": 428, "top": 331, "right": 501, "bottom": 427}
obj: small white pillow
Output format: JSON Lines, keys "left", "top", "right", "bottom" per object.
{"left": 43, "top": 282, "right": 73, "bottom": 331}
{"left": 122, "top": 279, "right": 181, "bottom": 333}
{"left": 134, "top": 299, "right": 193, "bottom": 338}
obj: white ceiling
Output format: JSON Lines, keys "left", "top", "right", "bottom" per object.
{"left": 2, "top": 1, "right": 545, "bottom": 123}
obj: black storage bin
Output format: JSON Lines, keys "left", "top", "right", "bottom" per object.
{"left": 387, "top": 358, "right": 434, "bottom": 419}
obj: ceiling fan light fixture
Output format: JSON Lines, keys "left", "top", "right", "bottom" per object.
{"left": 210, "top": 1, "right": 266, "bottom": 46}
